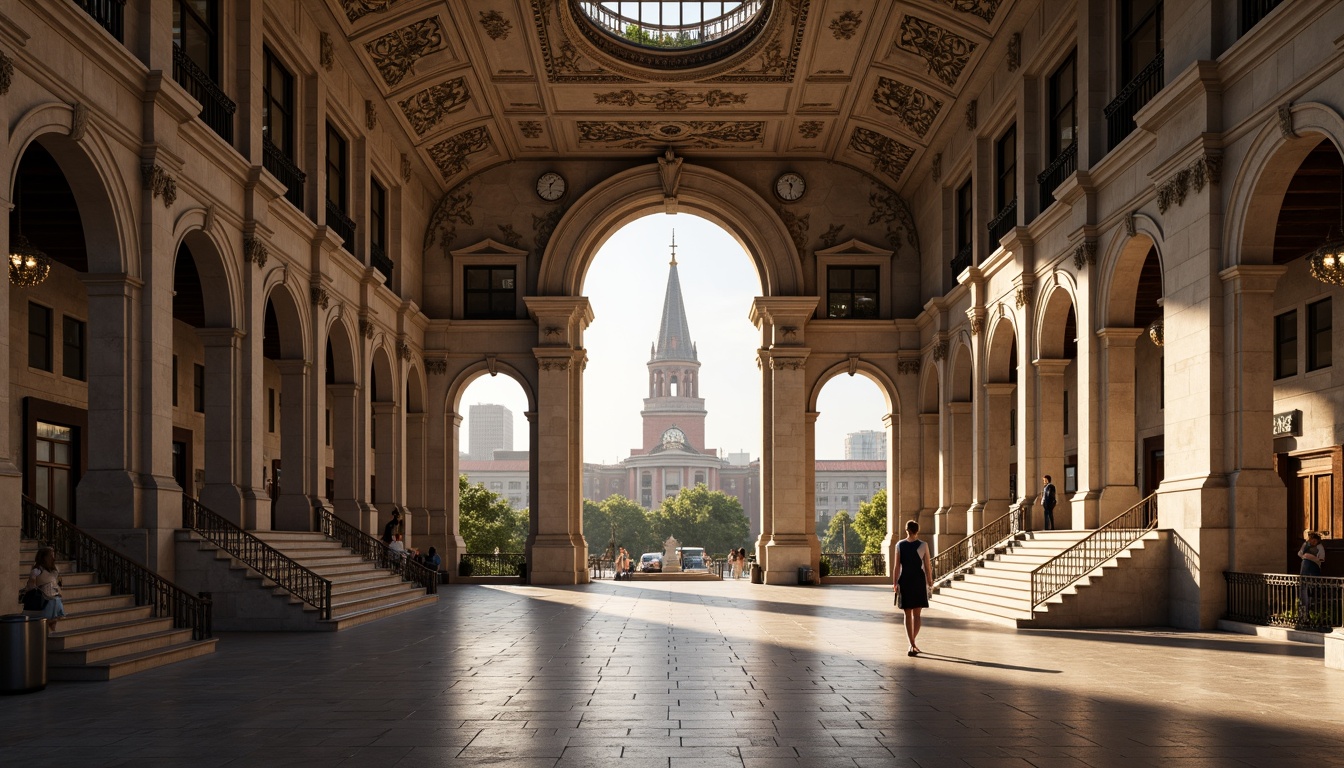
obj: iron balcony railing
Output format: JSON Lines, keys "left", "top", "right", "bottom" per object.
{"left": 951, "top": 243, "right": 973, "bottom": 275}
{"left": 1030, "top": 493, "right": 1158, "bottom": 607}
{"left": 1239, "top": 0, "right": 1283, "bottom": 36}
{"left": 931, "top": 505, "right": 1025, "bottom": 582}
{"left": 325, "top": 200, "right": 357, "bottom": 251}
{"left": 1224, "top": 571, "right": 1343, "bottom": 631}
{"left": 588, "top": 555, "right": 615, "bottom": 579}
{"left": 820, "top": 553, "right": 886, "bottom": 576}
{"left": 986, "top": 199, "right": 1018, "bottom": 253}
{"left": 1037, "top": 143, "right": 1078, "bottom": 207}
{"left": 317, "top": 507, "right": 439, "bottom": 593}
{"left": 75, "top": 0, "right": 125, "bottom": 42}
{"left": 1104, "top": 52, "right": 1165, "bottom": 150}
{"left": 578, "top": 0, "right": 765, "bottom": 46}
{"left": 460, "top": 552, "right": 527, "bottom": 578}
{"left": 172, "top": 44, "right": 236, "bottom": 146}
{"left": 262, "top": 138, "right": 306, "bottom": 211}
{"left": 183, "top": 496, "right": 332, "bottom": 619}
{"left": 23, "top": 496, "right": 212, "bottom": 640}
{"left": 371, "top": 241, "right": 393, "bottom": 282}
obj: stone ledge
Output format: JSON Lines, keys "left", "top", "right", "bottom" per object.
{"left": 1217, "top": 619, "right": 1327, "bottom": 647}
{"left": 1327, "top": 628, "right": 1344, "bottom": 671}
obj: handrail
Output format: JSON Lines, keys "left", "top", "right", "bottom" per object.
{"left": 1030, "top": 493, "right": 1157, "bottom": 607}
{"left": 1037, "top": 143, "right": 1077, "bottom": 205}
{"left": 171, "top": 43, "right": 236, "bottom": 145}
{"left": 371, "top": 241, "right": 393, "bottom": 282}
{"left": 461, "top": 552, "right": 527, "bottom": 578}
{"left": 820, "top": 553, "right": 886, "bottom": 576}
{"left": 316, "top": 507, "right": 438, "bottom": 594}
{"left": 951, "top": 243, "right": 973, "bottom": 275}
{"left": 23, "top": 495, "right": 212, "bottom": 640}
{"left": 325, "top": 199, "right": 357, "bottom": 251}
{"left": 262, "top": 137, "right": 306, "bottom": 211}
{"left": 1225, "top": 571, "right": 1343, "bottom": 631}
{"left": 75, "top": 0, "right": 126, "bottom": 42}
{"left": 931, "top": 505, "right": 1024, "bottom": 582}
{"left": 1103, "top": 52, "right": 1165, "bottom": 150}
{"left": 182, "top": 496, "right": 332, "bottom": 620}
{"left": 986, "top": 199, "right": 1018, "bottom": 250}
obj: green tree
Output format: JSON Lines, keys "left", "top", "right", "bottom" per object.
{"left": 582, "top": 495, "right": 657, "bottom": 557}
{"left": 459, "top": 475, "right": 528, "bottom": 552}
{"left": 821, "top": 510, "right": 854, "bottom": 553}
{"left": 622, "top": 23, "right": 697, "bottom": 48}
{"left": 649, "top": 483, "right": 749, "bottom": 555}
{"left": 852, "top": 489, "right": 888, "bottom": 554}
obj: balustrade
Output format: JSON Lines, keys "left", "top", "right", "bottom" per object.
{"left": 326, "top": 200, "right": 357, "bottom": 251}
{"left": 460, "top": 552, "right": 527, "bottom": 578}
{"left": 1037, "top": 144, "right": 1077, "bottom": 208}
{"left": 820, "top": 553, "right": 886, "bottom": 577}
{"left": 986, "top": 199, "right": 1018, "bottom": 253}
{"left": 172, "top": 45, "right": 236, "bottom": 145}
{"left": 1240, "top": 0, "right": 1283, "bottom": 36}
{"left": 263, "top": 138, "right": 306, "bottom": 211}
{"left": 371, "top": 241, "right": 394, "bottom": 282}
{"left": 1225, "top": 572, "right": 1343, "bottom": 631}
{"left": 951, "top": 243, "right": 973, "bottom": 276}
{"left": 75, "top": 0, "right": 125, "bottom": 42}
{"left": 1104, "top": 53, "right": 1165, "bottom": 150}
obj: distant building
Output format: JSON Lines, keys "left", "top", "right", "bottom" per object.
{"left": 844, "top": 430, "right": 887, "bottom": 460}
{"left": 468, "top": 404, "right": 513, "bottom": 460}
{"left": 460, "top": 458, "right": 530, "bottom": 509}
{"left": 814, "top": 460, "right": 886, "bottom": 534}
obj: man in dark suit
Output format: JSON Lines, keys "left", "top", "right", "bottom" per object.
{"left": 1041, "top": 475, "right": 1057, "bottom": 531}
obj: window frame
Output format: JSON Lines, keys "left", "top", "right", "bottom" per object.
{"left": 956, "top": 179, "right": 974, "bottom": 253}
{"left": 193, "top": 363, "right": 206, "bottom": 413}
{"left": 462, "top": 265, "right": 519, "bottom": 320}
{"left": 1048, "top": 52, "right": 1077, "bottom": 160}
{"left": 28, "top": 302, "right": 52, "bottom": 372}
{"left": 325, "top": 122, "right": 348, "bottom": 211}
{"left": 62, "top": 315, "right": 86, "bottom": 381}
{"left": 173, "top": 0, "right": 220, "bottom": 80}
{"left": 995, "top": 125, "right": 1017, "bottom": 212}
{"left": 1308, "top": 297, "right": 1332, "bottom": 372}
{"left": 370, "top": 178, "right": 388, "bottom": 251}
{"left": 1120, "top": 0, "right": 1163, "bottom": 84}
{"left": 262, "top": 47, "right": 295, "bottom": 157}
{"left": 825, "top": 265, "right": 880, "bottom": 320}
{"left": 1275, "top": 309, "right": 1299, "bottom": 380}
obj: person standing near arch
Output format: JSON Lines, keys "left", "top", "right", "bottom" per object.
{"left": 894, "top": 520, "right": 933, "bottom": 656}
{"left": 1041, "top": 475, "right": 1057, "bottom": 531}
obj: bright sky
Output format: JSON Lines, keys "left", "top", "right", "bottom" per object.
{"left": 457, "top": 214, "right": 889, "bottom": 461}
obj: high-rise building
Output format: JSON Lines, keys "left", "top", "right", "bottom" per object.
{"left": 468, "top": 404, "right": 513, "bottom": 461}
{"left": 844, "top": 430, "right": 887, "bottom": 461}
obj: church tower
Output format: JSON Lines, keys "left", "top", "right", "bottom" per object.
{"left": 640, "top": 232, "right": 708, "bottom": 453}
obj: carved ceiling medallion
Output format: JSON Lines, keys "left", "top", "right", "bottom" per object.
{"left": 479, "top": 10, "right": 513, "bottom": 40}
{"left": 893, "top": 16, "right": 977, "bottom": 88}
{"left": 576, "top": 120, "right": 765, "bottom": 149}
{"left": 519, "top": 121, "right": 543, "bottom": 139}
{"left": 398, "top": 78, "right": 471, "bottom": 136}
{"left": 797, "top": 120, "right": 824, "bottom": 139}
{"left": 934, "top": 0, "right": 1002, "bottom": 23}
{"left": 849, "top": 128, "right": 915, "bottom": 184}
{"left": 427, "top": 127, "right": 492, "bottom": 181}
{"left": 365, "top": 18, "right": 446, "bottom": 86}
{"left": 594, "top": 88, "right": 748, "bottom": 112}
{"left": 871, "top": 77, "right": 942, "bottom": 138}
{"left": 341, "top": 0, "right": 401, "bottom": 24}
{"left": 830, "top": 10, "right": 862, "bottom": 40}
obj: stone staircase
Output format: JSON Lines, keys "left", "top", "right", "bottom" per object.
{"left": 15, "top": 541, "right": 217, "bottom": 681}
{"left": 176, "top": 529, "right": 436, "bottom": 631}
{"left": 930, "top": 529, "right": 1169, "bottom": 628}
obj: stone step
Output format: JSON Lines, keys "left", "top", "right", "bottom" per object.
{"left": 14, "top": 569, "right": 98, "bottom": 587}
{"left": 331, "top": 580, "right": 420, "bottom": 602}
{"left": 52, "top": 603, "right": 157, "bottom": 632}
{"left": 48, "top": 639, "right": 218, "bottom": 682}
{"left": 49, "top": 627, "right": 196, "bottom": 665}
{"left": 331, "top": 586, "right": 433, "bottom": 618}
{"left": 62, "top": 592, "right": 138, "bottom": 614}
{"left": 322, "top": 592, "right": 438, "bottom": 630}
{"left": 328, "top": 572, "right": 408, "bottom": 592}
{"left": 48, "top": 616, "right": 177, "bottom": 651}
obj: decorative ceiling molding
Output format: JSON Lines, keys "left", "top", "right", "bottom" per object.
{"left": 830, "top": 10, "right": 862, "bottom": 40}
{"left": 519, "top": 120, "right": 542, "bottom": 139}
{"left": 849, "top": 127, "right": 915, "bottom": 184}
{"left": 576, "top": 121, "right": 765, "bottom": 149}
{"left": 893, "top": 16, "right": 977, "bottom": 88}
{"left": 868, "top": 186, "right": 920, "bottom": 258}
{"left": 340, "top": 0, "right": 401, "bottom": 24}
{"left": 797, "top": 120, "right": 824, "bottom": 139}
{"left": 478, "top": 10, "right": 512, "bottom": 40}
{"left": 365, "top": 18, "right": 446, "bottom": 87}
{"left": 933, "top": 0, "right": 1002, "bottom": 23}
{"left": 427, "top": 127, "right": 492, "bottom": 180}
{"left": 423, "top": 185, "right": 474, "bottom": 255}
{"left": 594, "top": 88, "right": 748, "bottom": 112}
{"left": 320, "top": 32, "right": 334, "bottom": 71}
{"left": 871, "top": 77, "right": 942, "bottom": 138}
{"left": 398, "top": 78, "right": 471, "bottom": 136}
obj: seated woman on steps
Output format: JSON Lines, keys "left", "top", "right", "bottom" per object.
{"left": 25, "top": 546, "right": 66, "bottom": 630}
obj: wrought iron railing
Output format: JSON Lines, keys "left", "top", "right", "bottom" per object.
{"left": 371, "top": 241, "right": 394, "bottom": 282}
{"left": 578, "top": 0, "right": 765, "bottom": 46}
{"left": 75, "top": 0, "right": 125, "bottom": 42}
{"left": 460, "top": 552, "right": 527, "bottom": 578}
{"left": 1104, "top": 52, "right": 1165, "bottom": 150}
{"left": 316, "top": 507, "right": 438, "bottom": 593}
{"left": 262, "top": 138, "right": 306, "bottom": 211}
{"left": 1030, "top": 493, "right": 1158, "bottom": 607}
{"left": 1239, "top": 0, "right": 1283, "bottom": 36}
{"left": 588, "top": 555, "right": 615, "bottom": 579}
{"left": 951, "top": 243, "right": 973, "bottom": 275}
{"left": 183, "top": 496, "right": 332, "bottom": 619}
{"left": 986, "top": 199, "right": 1018, "bottom": 253}
{"left": 21, "top": 496, "right": 212, "bottom": 640}
{"left": 172, "top": 44, "right": 236, "bottom": 146}
{"left": 1037, "top": 143, "right": 1077, "bottom": 207}
{"left": 326, "top": 200, "right": 357, "bottom": 251}
{"left": 931, "top": 505, "right": 1024, "bottom": 582}
{"left": 820, "top": 553, "right": 886, "bottom": 576}
{"left": 1224, "top": 571, "right": 1343, "bottom": 631}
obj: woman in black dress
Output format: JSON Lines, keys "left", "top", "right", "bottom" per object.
{"left": 895, "top": 519, "right": 933, "bottom": 656}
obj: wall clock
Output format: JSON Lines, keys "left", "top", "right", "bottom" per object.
{"left": 774, "top": 172, "right": 805, "bottom": 202}
{"left": 536, "top": 171, "right": 566, "bottom": 201}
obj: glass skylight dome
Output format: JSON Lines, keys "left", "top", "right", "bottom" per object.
{"left": 577, "top": 1, "right": 766, "bottom": 49}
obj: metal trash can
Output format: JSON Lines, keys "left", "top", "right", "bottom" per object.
{"left": 797, "top": 566, "right": 814, "bottom": 585}
{"left": 0, "top": 614, "right": 47, "bottom": 694}
{"left": 750, "top": 563, "right": 763, "bottom": 584}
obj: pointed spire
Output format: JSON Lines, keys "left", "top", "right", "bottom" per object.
{"left": 653, "top": 230, "right": 696, "bottom": 362}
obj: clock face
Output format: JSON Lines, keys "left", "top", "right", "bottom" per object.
{"left": 536, "top": 172, "right": 566, "bottom": 201}
{"left": 775, "top": 172, "right": 805, "bottom": 202}
{"left": 662, "top": 427, "right": 686, "bottom": 447}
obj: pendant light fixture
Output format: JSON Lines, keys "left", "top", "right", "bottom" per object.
{"left": 1308, "top": 165, "right": 1344, "bottom": 285}
{"left": 1147, "top": 298, "right": 1164, "bottom": 347}
{"left": 8, "top": 172, "right": 52, "bottom": 287}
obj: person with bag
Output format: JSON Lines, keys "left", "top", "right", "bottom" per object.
{"left": 22, "top": 546, "right": 66, "bottom": 629}
{"left": 893, "top": 520, "right": 932, "bottom": 657}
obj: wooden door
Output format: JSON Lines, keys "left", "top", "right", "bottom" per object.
{"left": 1285, "top": 449, "right": 1343, "bottom": 576}
{"left": 1143, "top": 435, "right": 1164, "bottom": 497}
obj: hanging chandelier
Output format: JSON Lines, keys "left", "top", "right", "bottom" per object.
{"left": 1308, "top": 167, "right": 1344, "bottom": 285}
{"left": 1147, "top": 297, "right": 1164, "bottom": 346}
{"left": 9, "top": 235, "right": 51, "bottom": 287}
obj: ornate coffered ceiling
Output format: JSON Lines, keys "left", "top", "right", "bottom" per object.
{"left": 326, "top": 0, "right": 1017, "bottom": 192}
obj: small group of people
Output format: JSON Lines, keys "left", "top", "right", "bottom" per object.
{"left": 381, "top": 509, "right": 442, "bottom": 571}
{"left": 613, "top": 547, "right": 635, "bottom": 580}
{"left": 20, "top": 546, "right": 65, "bottom": 630}
{"left": 726, "top": 548, "right": 751, "bottom": 579}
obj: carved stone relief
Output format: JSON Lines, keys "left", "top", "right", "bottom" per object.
{"left": 868, "top": 186, "right": 920, "bottom": 257}
{"left": 365, "top": 18, "right": 445, "bottom": 86}
{"left": 1277, "top": 102, "right": 1297, "bottom": 139}
{"left": 934, "top": 0, "right": 1001, "bottom": 23}
{"left": 818, "top": 224, "right": 844, "bottom": 249}
{"left": 797, "top": 121, "right": 824, "bottom": 139}
{"left": 396, "top": 340, "right": 413, "bottom": 362}
{"left": 519, "top": 121, "right": 542, "bottom": 139}
{"left": 424, "top": 186, "right": 474, "bottom": 254}
{"left": 931, "top": 153, "right": 942, "bottom": 182}
{"left": 320, "top": 32, "right": 334, "bottom": 71}
{"left": 427, "top": 127, "right": 492, "bottom": 180}
{"left": 849, "top": 127, "right": 915, "bottom": 184}
{"left": 932, "top": 339, "right": 949, "bottom": 362}
{"left": 479, "top": 10, "right": 512, "bottom": 40}
{"left": 1156, "top": 153, "right": 1221, "bottom": 214}
{"left": 141, "top": 164, "right": 178, "bottom": 208}
{"left": 1071, "top": 240, "right": 1096, "bottom": 270}
{"left": 425, "top": 358, "right": 449, "bottom": 375}
{"left": 311, "top": 285, "right": 330, "bottom": 310}
{"left": 893, "top": 16, "right": 977, "bottom": 87}
{"left": 400, "top": 153, "right": 412, "bottom": 182}
{"left": 658, "top": 148, "right": 684, "bottom": 198}
{"left": 1007, "top": 32, "right": 1021, "bottom": 71}
{"left": 965, "top": 99, "right": 977, "bottom": 130}
{"left": 360, "top": 319, "right": 376, "bottom": 339}
{"left": 398, "top": 78, "right": 471, "bottom": 136}
{"left": 774, "top": 206, "right": 811, "bottom": 253}
{"left": 497, "top": 223, "right": 523, "bottom": 249}
{"left": 1015, "top": 286, "right": 1033, "bottom": 308}
{"left": 533, "top": 207, "right": 565, "bottom": 254}
{"left": 830, "top": 10, "right": 863, "bottom": 40}
{"left": 576, "top": 121, "right": 764, "bottom": 148}
{"left": 0, "top": 50, "right": 13, "bottom": 95}
{"left": 593, "top": 88, "right": 747, "bottom": 111}
{"left": 341, "top": 0, "right": 401, "bottom": 23}
{"left": 69, "top": 102, "right": 90, "bottom": 142}
{"left": 871, "top": 78, "right": 942, "bottom": 138}
{"left": 243, "top": 235, "right": 269, "bottom": 268}
{"left": 365, "top": 100, "right": 377, "bottom": 130}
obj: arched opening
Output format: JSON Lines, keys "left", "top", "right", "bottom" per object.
{"left": 262, "top": 285, "right": 309, "bottom": 530}
{"left": 369, "top": 346, "right": 399, "bottom": 537}
{"left": 918, "top": 364, "right": 945, "bottom": 546}
{"left": 324, "top": 318, "right": 364, "bottom": 529}
{"left": 812, "top": 371, "right": 891, "bottom": 577}
{"left": 454, "top": 372, "right": 532, "bottom": 577}
{"left": 984, "top": 317, "right": 1019, "bottom": 520}
{"left": 949, "top": 341, "right": 975, "bottom": 532}
{"left": 1036, "top": 286, "right": 1078, "bottom": 530}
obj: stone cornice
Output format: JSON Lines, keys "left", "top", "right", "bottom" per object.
{"left": 1134, "top": 60, "right": 1222, "bottom": 135}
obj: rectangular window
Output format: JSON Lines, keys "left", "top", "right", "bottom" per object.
{"left": 173, "top": 355, "right": 180, "bottom": 407}
{"left": 1063, "top": 389, "right": 1070, "bottom": 435}
{"left": 28, "top": 303, "right": 52, "bottom": 371}
{"left": 463, "top": 266, "right": 517, "bottom": 319}
{"left": 1121, "top": 0, "right": 1163, "bottom": 84}
{"left": 268, "top": 388, "right": 276, "bottom": 433}
{"left": 1275, "top": 310, "right": 1298, "bottom": 379}
{"left": 855, "top": 482, "right": 868, "bottom": 490}
{"left": 262, "top": 48, "right": 294, "bottom": 156}
{"left": 837, "top": 481, "right": 849, "bottom": 490}
{"left": 1308, "top": 298, "right": 1332, "bottom": 371}
{"left": 508, "top": 481, "right": 521, "bottom": 490}
{"left": 817, "top": 481, "right": 828, "bottom": 491}
{"left": 325, "top": 408, "right": 331, "bottom": 446}
{"left": 1049, "top": 53, "right": 1077, "bottom": 159}
{"left": 826, "top": 266, "right": 879, "bottom": 319}
{"left": 193, "top": 363, "right": 206, "bottom": 413}
{"left": 62, "top": 316, "right": 85, "bottom": 381}
{"left": 370, "top": 179, "right": 387, "bottom": 251}
{"left": 1010, "top": 407, "right": 1017, "bottom": 446}
{"left": 995, "top": 125, "right": 1017, "bottom": 212}
{"left": 818, "top": 496, "right": 829, "bottom": 505}
{"left": 956, "top": 180, "right": 974, "bottom": 252}
{"left": 490, "top": 482, "right": 503, "bottom": 491}
{"left": 173, "top": 0, "right": 219, "bottom": 79}
{"left": 325, "top": 123, "right": 347, "bottom": 210}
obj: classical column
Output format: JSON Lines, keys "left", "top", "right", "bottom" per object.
{"left": 755, "top": 348, "right": 774, "bottom": 569}
{"left": 919, "top": 413, "right": 946, "bottom": 548}
{"left": 881, "top": 412, "right": 900, "bottom": 576}
{"left": 0, "top": 202, "right": 19, "bottom": 571}
{"left": 983, "top": 382, "right": 1016, "bottom": 520}
{"left": 1033, "top": 358, "right": 1070, "bottom": 529}
{"left": 273, "top": 359, "right": 315, "bottom": 530}
{"left": 372, "top": 401, "right": 398, "bottom": 512}
{"left": 405, "top": 411, "right": 429, "bottom": 548}
{"left": 762, "top": 351, "right": 813, "bottom": 583}
{"left": 328, "top": 384, "right": 362, "bottom": 527}
{"left": 197, "top": 329, "right": 246, "bottom": 524}
{"left": 949, "top": 400, "right": 975, "bottom": 533}
{"left": 437, "top": 410, "right": 463, "bottom": 570}
{"left": 1097, "top": 328, "right": 1145, "bottom": 520}
{"left": 805, "top": 410, "right": 820, "bottom": 566}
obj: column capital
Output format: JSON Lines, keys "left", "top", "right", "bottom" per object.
{"left": 1096, "top": 327, "right": 1145, "bottom": 347}
{"left": 766, "top": 349, "right": 810, "bottom": 371}
{"left": 328, "top": 383, "right": 360, "bottom": 397}
{"left": 274, "top": 359, "right": 310, "bottom": 376}
{"left": 196, "top": 327, "right": 245, "bottom": 347}
{"left": 1218, "top": 264, "right": 1288, "bottom": 294}
{"left": 806, "top": 411, "right": 820, "bottom": 424}
{"left": 983, "top": 382, "right": 1016, "bottom": 396}
{"left": 749, "top": 297, "right": 820, "bottom": 344}
{"left": 372, "top": 401, "right": 398, "bottom": 415}
{"left": 1033, "top": 357, "right": 1071, "bottom": 375}
{"left": 947, "top": 400, "right": 972, "bottom": 414}
{"left": 524, "top": 295, "right": 593, "bottom": 347}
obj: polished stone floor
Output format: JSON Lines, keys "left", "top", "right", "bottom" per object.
{"left": 3, "top": 579, "right": 1344, "bottom": 767}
